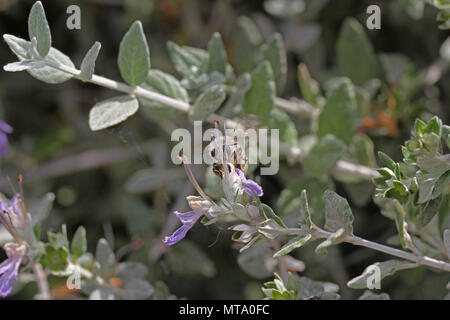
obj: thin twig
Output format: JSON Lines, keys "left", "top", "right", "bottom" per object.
{"left": 308, "top": 227, "right": 450, "bottom": 272}
{"left": 33, "top": 263, "right": 52, "bottom": 300}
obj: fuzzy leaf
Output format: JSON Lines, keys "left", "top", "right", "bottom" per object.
{"left": 243, "top": 61, "right": 275, "bottom": 123}
{"left": 378, "top": 151, "right": 397, "bottom": 171}
{"left": 347, "top": 260, "right": 415, "bottom": 289}
{"left": 260, "top": 33, "right": 287, "bottom": 94}
{"left": 3, "top": 35, "right": 74, "bottom": 84}
{"left": 121, "top": 279, "right": 154, "bottom": 300}
{"left": 167, "top": 41, "right": 208, "bottom": 77}
{"left": 118, "top": 21, "right": 150, "bottom": 86}
{"left": 89, "top": 95, "right": 139, "bottom": 131}
{"left": 273, "top": 234, "right": 312, "bottom": 258}
{"left": 71, "top": 226, "right": 87, "bottom": 261}
{"left": 95, "top": 238, "right": 116, "bottom": 279}
{"left": 231, "top": 16, "right": 263, "bottom": 73}
{"left": 315, "top": 228, "right": 346, "bottom": 254}
{"left": 207, "top": 32, "right": 227, "bottom": 75}
{"left": 257, "top": 219, "right": 286, "bottom": 239}
{"left": 337, "top": 18, "right": 382, "bottom": 85}
{"left": 3, "top": 60, "right": 45, "bottom": 72}
{"left": 80, "top": 41, "right": 101, "bottom": 81}
{"left": 140, "top": 70, "right": 188, "bottom": 117}
{"left": 297, "top": 63, "right": 322, "bottom": 107}
{"left": 323, "top": 190, "right": 354, "bottom": 234}
{"left": 318, "top": 78, "right": 357, "bottom": 145}
{"left": 189, "top": 84, "right": 226, "bottom": 121}
{"left": 303, "top": 135, "right": 346, "bottom": 177}
{"left": 266, "top": 108, "right": 297, "bottom": 145}
{"left": 444, "top": 229, "right": 450, "bottom": 259}
{"left": 28, "top": 1, "right": 51, "bottom": 57}
{"left": 299, "top": 190, "right": 313, "bottom": 229}
{"left": 118, "top": 262, "right": 148, "bottom": 280}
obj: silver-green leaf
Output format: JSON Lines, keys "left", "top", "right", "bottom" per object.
{"left": 299, "top": 190, "right": 313, "bottom": 229}
{"left": 167, "top": 41, "right": 208, "bottom": 77}
{"left": 318, "top": 78, "right": 357, "bottom": 145}
{"left": 28, "top": 1, "right": 51, "bottom": 57}
{"left": 189, "top": 84, "right": 226, "bottom": 121}
{"left": 337, "top": 18, "right": 382, "bottom": 85}
{"left": 243, "top": 61, "right": 275, "bottom": 123}
{"left": 323, "top": 190, "right": 354, "bottom": 234}
{"left": 260, "top": 33, "right": 287, "bottom": 94}
{"left": 121, "top": 279, "right": 154, "bottom": 300}
{"left": 80, "top": 41, "right": 101, "bottom": 81}
{"left": 95, "top": 238, "right": 116, "bottom": 280}
{"left": 89, "top": 95, "right": 139, "bottom": 131}
{"left": 444, "top": 229, "right": 450, "bottom": 259}
{"left": 273, "top": 234, "right": 312, "bottom": 258}
{"left": 3, "top": 35, "right": 74, "bottom": 84}
{"left": 257, "top": 219, "right": 286, "bottom": 239}
{"left": 347, "top": 260, "right": 416, "bottom": 289}
{"left": 315, "top": 228, "right": 346, "bottom": 255}
{"left": 118, "top": 21, "right": 150, "bottom": 86}
{"left": 207, "top": 32, "right": 227, "bottom": 75}
{"left": 140, "top": 70, "right": 188, "bottom": 117}
{"left": 3, "top": 60, "right": 45, "bottom": 72}
{"left": 302, "top": 134, "right": 346, "bottom": 177}
{"left": 71, "top": 226, "right": 87, "bottom": 261}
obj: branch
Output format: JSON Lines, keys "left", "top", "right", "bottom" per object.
{"left": 309, "top": 227, "right": 450, "bottom": 272}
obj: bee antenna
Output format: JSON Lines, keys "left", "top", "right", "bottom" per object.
{"left": 18, "top": 174, "right": 24, "bottom": 197}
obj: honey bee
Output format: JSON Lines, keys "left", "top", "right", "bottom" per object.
{"left": 209, "top": 123, "right": 248, "bottom": 179}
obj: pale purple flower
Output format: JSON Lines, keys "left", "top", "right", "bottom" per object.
{"left": 163, "top": 210, "right": 202, "bottom": 246}
{"left": 0, "top": 121, "right": 13, "bottom": 157}
{"left": 163, "top": 196, "right": 212, "bottom": 246}
{"left": 236, "top": 168, "right": 263, "bottom": 197}
{"left": 0, "top": 193, "right": 26, "bottom": 232}
{"left": 0, "top": 242, "right": 26, "bottom": 297}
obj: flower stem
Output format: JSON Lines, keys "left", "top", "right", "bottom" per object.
{"left": 309, "top": 227, "right": 450, "bottom": 272}
{"left": 33, "top": 263, "right": 52, "bottom": 300}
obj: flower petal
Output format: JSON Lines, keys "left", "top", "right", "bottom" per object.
{"left": 242, "top": 179, "right": 264, "bottom": 197}
{"left": 236, "top": 168, "right": 263, "bottom": 197}
{"left": 0, "top": 133, "right": 8, "bottom": 157}
{"left": 0, "top": 257, "right": 20, "bottom": 297}
{"left": 173, "top": 210, "right": 201, "bottom": 225}
{"left": 162, "top": 223, "right": 193, "bottom": 246}
{"left": 0, "top": 121, "right": 13, "bottom": 134}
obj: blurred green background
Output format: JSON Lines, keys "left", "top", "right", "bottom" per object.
{"left": 0, "top": 0, "right": 449, "bottom": 299}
